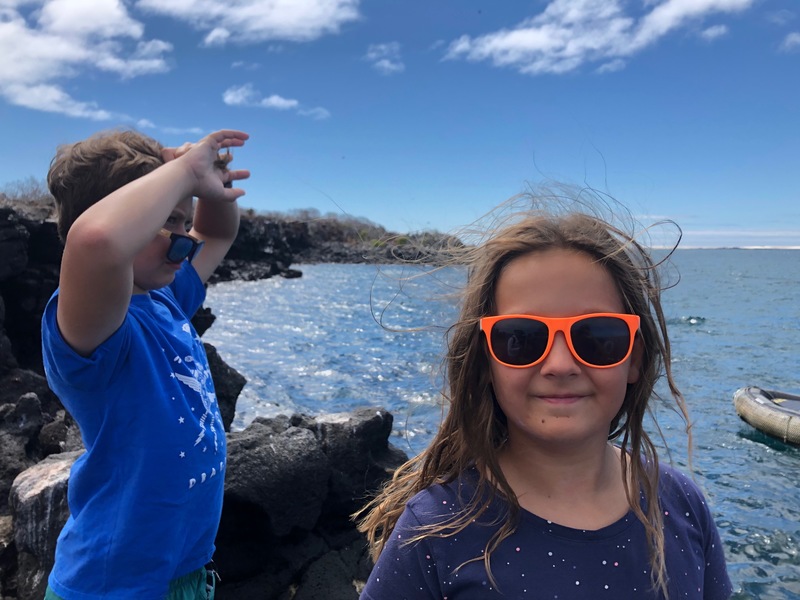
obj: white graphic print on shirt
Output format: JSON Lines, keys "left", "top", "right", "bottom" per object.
{"left": 170, "top": 322, "right": 225, "bottom": 490}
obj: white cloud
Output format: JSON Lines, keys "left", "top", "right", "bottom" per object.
{"left": 780, "top": 32, "right": 800, "bottom": 52}
{"left": 223, "top": 84, "right": 298, "bottom": 109}
{"left": 133, "top": 122, "right": 205, "bottom": 135}
{"left": 766, "top": 9, "right": 795, "bottom": 26}
{"left": 38, "top": 0, "right": 143, "bottom": 38}
{"left": 223, "top": 83, "right": 260, "bottom": 106}
{"left": 0, "top": 0, "right": 357, "bottom": 120}
{"left": 700, "top": 24, "right": 728, "bottom": 40}
{"left": 261, "top": 94, "right": 299, "bottom": 110}
{"left": 232, "top": 61, "right": 261, "bottom": 70}
{"left": 298, "top": 106, "right": 331, "bottom": 120}
{"left": 2, "top": 82, "right": 115, "bottom": 120}
{"left": 445, "top": 0, "right": 755, "bottom": 75}
{"left": 596, "top": 58, "right": 625, "bottom": 73}
{"left": 135, "top": 0, "right": 361, "bottom": 45}
{"left": 223, "top": 83, "right": 329, "bottom": 119}
{"left": 365, "top": 42, "right": 405, "bottom": 75}
{"left": 203, "top": 27, "right": 230, "bottom": 47}
{"left": 94, "top": 39, "right": 173, "bottom": 79}
{"left": 161, "top": 126, "right": 205, "bottom": 136}
{"left": 0, "top": 0, "right": 171, "bottom": 119}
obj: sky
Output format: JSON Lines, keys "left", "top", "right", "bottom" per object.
{"left": 1, "top": 0, "right": 799, "bottom": 248}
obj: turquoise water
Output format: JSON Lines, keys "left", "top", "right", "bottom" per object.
{"left": 204, "top": 250, "right": 800, "bottom": 599}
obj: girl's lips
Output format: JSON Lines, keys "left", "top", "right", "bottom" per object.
{"left": 537, "top": 394, "right": 585, "bottom": 404}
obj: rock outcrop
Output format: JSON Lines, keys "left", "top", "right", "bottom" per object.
{"left": 215, "top": 409, "right": 406, "bottom": 599}
{"left": 8, "top": 452, "right": 77, "bottom": 600}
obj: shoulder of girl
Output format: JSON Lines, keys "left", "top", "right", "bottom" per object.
{"left": 408, "top": 480, "right": 462, "bottom": 513}
{"left": 657, "top": 462, "right": 709, "bottom": 503}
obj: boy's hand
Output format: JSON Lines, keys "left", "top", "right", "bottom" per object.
{"left": 162, "top": 130, "right": 250, "bottom": 201}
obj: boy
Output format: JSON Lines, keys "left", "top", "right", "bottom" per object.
{"left": 41, "top": 129, "right": 249, "bottom": 599}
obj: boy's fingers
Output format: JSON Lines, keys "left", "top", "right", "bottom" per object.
{"left": 222, "top": 168, "right": 250, "bottom": 190}
{"left": 225, "top": 168, "right": 250, "bottom": 181}
{"left": 209, "top": 130, "right": 249, "bottom": 150}
{"left": 216, "top": 164, "right": 249, "bottom": 188}
{"left": 211, "top": 129, "right": 249, "bottom": 140}
{"left": 161, "top": 142, "right": 196, "bottom": 162}
{"left": 172, "top": 142, "right": 194, "bottom": 158}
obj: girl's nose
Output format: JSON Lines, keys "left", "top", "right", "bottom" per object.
{"left": 539, "top": 332, "right": 581, "bottom": 375}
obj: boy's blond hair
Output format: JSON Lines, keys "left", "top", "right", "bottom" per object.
{"left": 47, "top": 129, "right": 165, "bottom": 242}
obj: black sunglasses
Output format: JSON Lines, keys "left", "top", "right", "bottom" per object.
{"left": 158, "top": 229, "right": 205, "bottom": 264}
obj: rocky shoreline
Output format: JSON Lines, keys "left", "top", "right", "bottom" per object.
{"left": 0, "top": 202, "right": 425, "bottom": 599}
{"left": 211, "top": 207, "right": 459, "bottom": 284}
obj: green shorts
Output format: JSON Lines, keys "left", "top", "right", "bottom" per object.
{"left": 44, "top": 565, "right": 216, "bottom": 600}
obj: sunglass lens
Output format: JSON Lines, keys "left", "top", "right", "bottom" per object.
{"left": 490, "top": 318, "right": 549, "bottom": 366}
{"left": 570, "top": 317, "right": 631, "bottom": 366}
{"left": 167, "top": 236, "right": 194, "bottom": 263}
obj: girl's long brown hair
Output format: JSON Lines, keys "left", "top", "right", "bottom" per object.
{"left": 355, "top": 194, "right": 690, "bottom": 597}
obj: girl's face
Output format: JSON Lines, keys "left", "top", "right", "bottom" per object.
{"left": 132, "top": 197, "right": 194, "bottom": 294}
{"left": 489, "top": 248, "right": 642, "bottom": 450}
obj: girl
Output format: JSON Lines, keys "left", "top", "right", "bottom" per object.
{"left": 357, "top": 201, "right": 731, "bottom": 599}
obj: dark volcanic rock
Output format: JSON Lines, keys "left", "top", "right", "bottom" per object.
{"left": 0, "top": 208, "right": 30, "bottom": 281}
{"left": 214, "top": 409, "right": 407, "bottom": 598}
{"left": 0, "top": 369, "right": 62, "bottom": 418}
{"left": 204, "top": 343, "right": 245, "bottom": 432}
{"left": 0, "top": 206, "right": 61, "bottom": 375}
{"left": 209, "top": 213, "right": 305, "bottom": 283}
{"left": 225, "top": 423, "right": 330, "bottom": 537}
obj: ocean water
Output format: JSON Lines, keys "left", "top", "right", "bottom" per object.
{"left": 204, "top": 249, "right": 800, "bottom": 599}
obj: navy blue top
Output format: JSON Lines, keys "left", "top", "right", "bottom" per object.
{"left": 361, "top": 463, "right": 731, "bottom": 599}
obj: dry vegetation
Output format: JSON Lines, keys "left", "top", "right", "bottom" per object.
{"left": 1, "top": 178, "right": 451, "bottom": 257}
{"left": 0, "top": 177, "right": 55, "bottom": 220}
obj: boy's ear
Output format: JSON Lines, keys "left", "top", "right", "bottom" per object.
{"left": 627, "top": 338, "right": 644, "bottom": 384}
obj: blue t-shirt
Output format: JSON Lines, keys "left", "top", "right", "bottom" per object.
{"left": 361, "top": 464, "right": 732, "bottom": 600}
{"left": 42, "top": 264, "right": 226, "bottom": 600}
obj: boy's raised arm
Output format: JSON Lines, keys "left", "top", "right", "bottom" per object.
{"left": 187, "top": 159, "right": 250, "bottom": 284}
{"left": 56, "top": 130, "right": 249, "bottom": 357}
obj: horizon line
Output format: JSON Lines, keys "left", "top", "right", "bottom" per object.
{"left": 654, "top": 245, "right": 800, "bottom": 250}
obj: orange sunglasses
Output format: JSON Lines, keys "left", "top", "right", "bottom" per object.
{"left": 479, "top": 313, "right": 640, "bottom": 369}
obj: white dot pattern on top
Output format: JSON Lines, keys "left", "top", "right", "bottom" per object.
{"left": 360, "top": 463, "right": 731, "bottom": 599}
